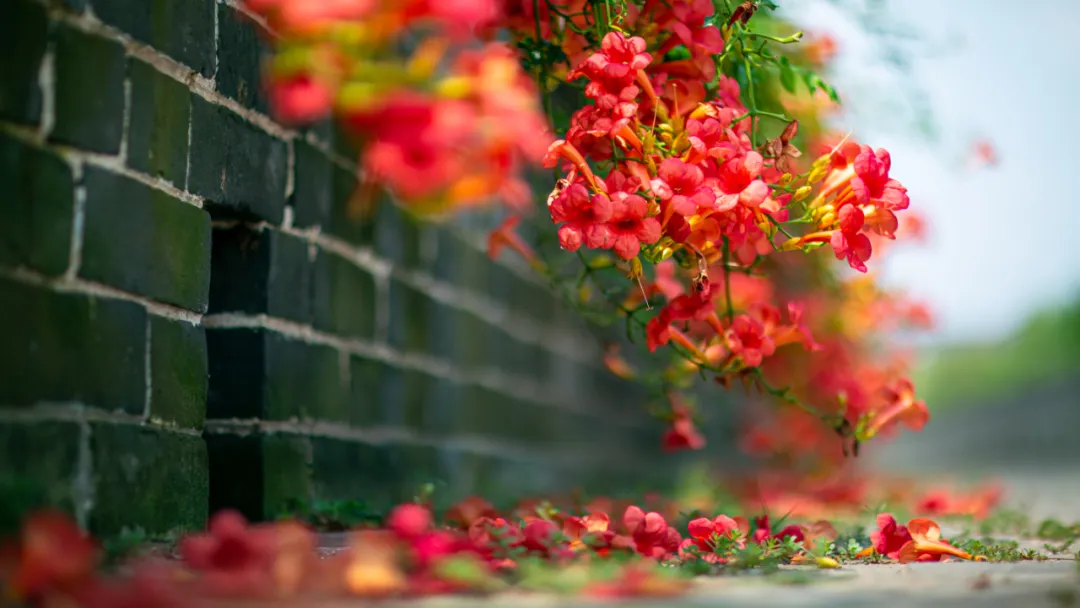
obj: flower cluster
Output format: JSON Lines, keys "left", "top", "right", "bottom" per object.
{"left": 1, "top": 499, "right": 994, "bottom": 605}
{"left": 242, "top": 0, "right": 551, "bottom": 213}
{"left": 246, "top": 0, "right": 936, "bottom": 467}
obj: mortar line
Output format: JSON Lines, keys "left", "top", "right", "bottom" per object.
{"left": 0, "top": 405, "right": 203, "bottom": 435}
{"left": 200, "top": 419, "right": 599, "bottom": 466}
{"left": 143, "top": 316, "right": 153, "bottom": 420}
{"left": 184, "top": 97, "right": 194, "bottom": 192}
{"left": 275, "top": 222, "right": 596, "bottom": 365}
{"left": 36, "top": 41, "right": 55, "bottom": 142}
{"left": 1, "top": 120, "right": 206, "bottom": 209}
{"left": 1, "top": 267, "right": 204, "bottom": 323}
{"left": 46, "top": 8, "right": 295, "bottom": 141}
{"left": 284, "top": 138, "right": 296, "bottom": 200}
{"left": 73, "top": 408, "right": 94, "bottom": 530}
{"left": 64, "top": 160, "right": 86, "bottom": 280}
{"left": 212, "top": 0, "right": 221, "bottom": 80}
{"left": 200, "top": 312, "right": 621, "bottom": 418}
{"left": 118, "top": 73, "right": 132, "bottom": 164}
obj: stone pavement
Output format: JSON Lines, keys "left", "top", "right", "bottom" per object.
{"left": 386, "top": 561, "right": 1080, "bottom": 608}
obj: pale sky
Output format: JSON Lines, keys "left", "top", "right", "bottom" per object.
{"left": 782, "top": 0, "right": 1080, "bottom": 345}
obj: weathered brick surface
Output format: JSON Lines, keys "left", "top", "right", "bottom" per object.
{"left": 0, "top": 278, "right": 146, "bottom": 413}
{"left": 0, "top": 133, "right": 74, "bottom": 276}
{"left": 149, "top": 317, "right": 207, "bottom": 429}
{"left": 50, "top": 25, "right": 126, "bottom": 154}
{"left": 387, "top": 279, "right": 432, "bottom": 353}
{"left": 310, "top": 438, "right": 403, "bottom": 511}
{"left": 188, "top": 96, "right": 288, "bottom": 222}
{"left": 0, "top": 421, "right": 81, "bottom": 518}
{"left": 264, "top": 333, "right": 345, "bottom": 422}
{"left": 311, "top": 249, "right": 376, "bottom": 339}
{"left": 0, "top": 1, "right": 721, "bottom": 538}
{"left": 80, "top": 167, "right": 212, "bottom": 311}
{"left": 89, "top": 424, "right": 208, "bottom": 536}
{"left": 0, "top": 0, "right": 48, "bottom": 125}
{"left": 91, "top": 0, "right": 216, "bottom": 77}
{"left": 127, "top": 59, "right": 190, "bottom": 186}
{"left": 349, "top": 360, "right": 440, "bottom": 431}
{"left": 216, "top": 5, "right": 271, "bottom": 115}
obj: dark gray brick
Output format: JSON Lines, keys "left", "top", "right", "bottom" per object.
{"left": 188, "top": 96, "right": 287, "bottom": 223}
{"left": 216, "top": 4, "right": 271, "bottom": 114}
{"left": 0, "top": 278, "right": 146, "bottom": 413}
{"left": 92, "top": 0, "right": 216, "bottom": 77}
{"left": 80, "top": 167, "right": 212, "bottom": 312}
{"left": 50, "top": 25, "right": 125, "bottom": 154}
{"left": 0, "top": 421, "right": 82, "bottom": 530}
{"left": 0, "top": 0, "right": 48, "bottom": 124}
{"left": 387, "top": 279, "right": 432, "bottom": 353}
{"left": 149, "top": 317, "right": 207, "bottom": 430}
{"left": 292, "top": 141, "right": 362, "bottom": 239}
{"left": 311, "top": 250, "right": 375, "bottom": 339}
{"left": 0, "top": 133, "right": 74, "bottom": 276}
{"left": 127, "top": 59, "right": 190, "bottom": 186}
{"left": 310, "top": 439, "right": 403, "bottom": 511}
{"left": 89, "top": 424, "right": 208, "bottom": 536}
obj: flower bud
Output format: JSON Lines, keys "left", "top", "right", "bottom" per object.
{"left": 793, "top": 185, "right": 812, "bottom": 201}
{"left": 646, "top": 201, "right": 661, "bottom": 217}
{"left": 807, "top": 165, "right": 829, "bottom": 185}
{"left": 780, "top": 237, "right": 802, "bottom": 252}
{"left": 578, "top": 284, "right": 592, "bottom": 304}
{"left": 434, "top": 76, "right": 472, "bottom": 99}
{"left": 779, "top": 173, "right": 793, "bottom": 187}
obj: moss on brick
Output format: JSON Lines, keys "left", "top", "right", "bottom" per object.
{"left": 149, "top": 317, "right": 207, "bottom": 430}
{"left": 0, "top": 278, "right": 146, "bottom": 412}
{"left": 0, "top": 421, "right": 81, "bottom": 530}
{"left": 310, "top": 439, "right": 403, "bottom": 512}
{"left": 261, "top": 434, "right": 311, "bottom": 519}
{"left": 127, "top": 59, "right": 190, "bottom": 186}
{"left": 80, "top": 167, "right": 212, "bottom": 312}
{"left": 88, "top": 424, "right": 208, "bottom": 537}
{"left": 0, "top": 132, "right": 75, "bottom": 277}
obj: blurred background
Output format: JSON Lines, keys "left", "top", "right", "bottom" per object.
{"left": 784, "top": 0, "right": 1080, "bottom": 517}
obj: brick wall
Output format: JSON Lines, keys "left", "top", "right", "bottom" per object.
{"left": 0, "top": 0, "right": 743, "bottom": 538}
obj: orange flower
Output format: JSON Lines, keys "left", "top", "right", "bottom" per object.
{"left": 861, "top": 378, "right": 928, "bottom": 440}
{"left": 562, "top": 512, "right": 618, "bottom": 552}
{"left": 445, "top": 496, "right": 499, "bottom": 529}
{"left": 602, "top": 342, "right": 637, "bottom": 380}
{"left": 1, "top": 509, "right": 99, "bottom": 601}
{"left": 344, "top": 530, "right": 407, "bottom": 597}
{"left": 897, "top": 518, "right": 973, "bottom": 563}
{"left": 487, "top": 214, "right": 548, "bottom": 274}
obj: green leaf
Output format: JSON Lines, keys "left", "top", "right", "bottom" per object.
{"left": 779, "top": 57, "right": 797, "bottom": 93}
